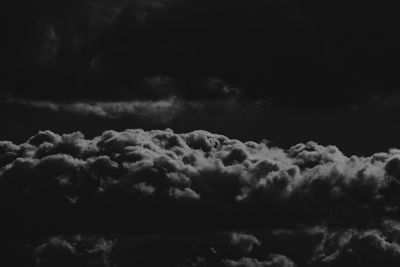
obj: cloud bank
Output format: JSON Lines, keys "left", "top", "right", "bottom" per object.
{"left": 2, "top": 128, "right": 400, "bottom": 266}
{"left": 1, "top": 128, "right": 400, "bottom": 231}
{"left": 24, "top": 222, "right": 400, "bottom": 267}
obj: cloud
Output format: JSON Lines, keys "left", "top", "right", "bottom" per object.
{"left": 29, "top": 232, "right": 291, "bottom": 267}
{"left": 3, "top": 128, "right": 400, "bottom": 266}
{"left": 1, "top": 96, "right": 184, "bottom": 123}
{"left": 1, "top": 128, "right": 400, "bottom": 236}
{"left": 309, "top": 222, "right": 400, "bottom": 267}
{"left": 227, "top": 233, "right": 261, "bottom": 255}
{"left": 23, "top": 222, "right": 400, "bottom": 266}
{"left": 223, "top": 255, "right": 296, "bottom": 267}
{"left": 33, "top": 235, "right": 114, "bottom": 267}
{"left": 7, "top": 0, "right": 378, "bottom": 108}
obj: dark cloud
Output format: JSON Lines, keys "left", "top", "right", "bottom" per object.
{"left": 1, "top": 95, "right": 185, "bottom": 122}
{"left": 15, "top": 221, "right": 400, "bottom": 266}
{"left": 223, "top": 255, "right": 296, "bottom": 267}
{"left": 4, "top": 0, "right": 400, "bottom": 107}
{"left": 4, "top": 94, "right": 400, "bottom": 157}
{"left": 28, "top": 232, "right": 293, "bottom": 267}
{"left": 3, "top": 125, "right": 400, "bottom": 266}
{"left": 33, "top": 235, "right": 113, "bottom": 267}
{"left": 309, "top": 222, "right": 400, "bottom": 267}
{"left": 1, "top": 128, "right": 400, "bottom": 237}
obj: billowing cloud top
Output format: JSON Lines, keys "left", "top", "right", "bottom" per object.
{"left": 2, "top": 128, "right": 400, "bottom": 266}
{"left": 1, "top": 128, "right": 400, "bottom": 236}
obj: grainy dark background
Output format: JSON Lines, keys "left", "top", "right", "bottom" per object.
{"left": 2, "top": 1, "right": 400, "bottom": 266}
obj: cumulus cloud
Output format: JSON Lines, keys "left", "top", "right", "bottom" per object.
{"left": 29, "top": 232, "right": 293, "bottom": 267}
{"left": 27, "top": 221, "right": 400, "bottom": 267}
{"left": 227, "top": 233, "right": 261, "bottom": 255}
{"left": 1, "top": 128, "right": 400, "bottom": 232}
{"left": 308, "top": 221, "right": 400, "bottom": 267}
{"left": 33, "top": 235, "right": 114, "bottom": 267}
{"left": 1, "top": 129, "right": 400, "bottom": 227}
{"left": 2, "top": 128, "right": 400, "bottom": 266}
{"left": 223, "top": 255, "right": 296, "bottom": 267}
{"left": 9, "top": 222, "right": 398, "bottom": 267}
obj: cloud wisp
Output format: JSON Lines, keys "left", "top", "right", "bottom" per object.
{"left": 1, "top": 96, "right": 184, "bottom": 123}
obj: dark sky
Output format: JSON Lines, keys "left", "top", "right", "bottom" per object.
{"left": 2, "top": 0, "right": 400, "bottom": 155}
{"left": 4, "top": 3, "right": 400, "bottom": 266}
